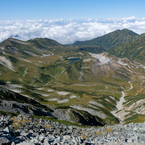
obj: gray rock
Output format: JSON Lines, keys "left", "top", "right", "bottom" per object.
{"left": 43, "top": 138, "right": 50, "bottom": 145}
{"left": 20, "top": 130, "right": 27, "bottom": 136}
{"left": 28, "top": 129, "right": 34, "bottom": 134}
{"left": 17, "top": 141, "right": 35, "bottom": 145}
{"left": 14, "top": 137, "right": 22, "bottom": 144}
{"left": 53, "top": 137, "right": 61, "bottom": 144}
{"left": 38, "top": 133, "right": 46, "bottom": 142}
{"left": 63, "top": 135, "right": 71, "bottom": 140}
{"left": 3, "top": 126, "right": 11, "bottom": 133}
{"left": 0, "top": 137, "right": 10, "bottom": 144}
{"left": 2, "top": 113, "right": 145, "bottom": 145}
{"left": 43, "top": 141, "right": 50, "bottom": 145}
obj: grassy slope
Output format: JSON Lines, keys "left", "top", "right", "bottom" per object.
{"left": 73, "top": 29, "right": 138, "bottom": 50}
{"left": 109, "top": 34, "right": 145, "bottom": 65}
{"left": 76, "top": 45, "right": 106, "bottom": 53}
{"left": 28, "top": 38, "right": 62, "bottom": 47}
{"left": 1, "top": 36, "right": 145, "bottom": 125}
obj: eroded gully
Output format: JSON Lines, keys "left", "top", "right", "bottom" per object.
{"left": 111, "top": 81, "right": 133, "bottom": 123}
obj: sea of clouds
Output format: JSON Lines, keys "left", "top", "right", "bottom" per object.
{"left": 1, "top": 16, "right": 145, "bottom": 44}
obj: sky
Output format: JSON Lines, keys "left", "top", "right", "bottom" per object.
{"left": 1, "top": 0, "right": 145, "bottom": 20}
{"left": 0, "top": 0, "right": 145, "bottom": 44}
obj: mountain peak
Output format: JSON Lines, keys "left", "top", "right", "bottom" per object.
{"left": 28, "top": 38, "right": 62, "bottom": 47}
{"left": 73, "top": 29, "right": 138, "bottom": 50}
{"left": 121, "top": 28, "right": 138, "bottom": 36}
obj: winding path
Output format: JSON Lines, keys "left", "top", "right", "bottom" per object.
{"left": 111, "top": 81, "right": 133, "bottom": 122}
{"left": 23, "top": 67, "right": 28, "bottom": 77}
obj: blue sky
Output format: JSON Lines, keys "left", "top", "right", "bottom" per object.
{"left": 0, "top": 0, "right": 145, "bottom": 20}
{"left": 1, "top": 0, "right": 145, "bottom": 44}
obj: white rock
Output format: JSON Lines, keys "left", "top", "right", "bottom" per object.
{"left": 63, "top": 135, "right": 71, "bottom": 140}
{"left": 17, "top": 141, "right": 35, "bottom": 145}
{"left": 3, "top": 127, "right": 11, "bottom": 133}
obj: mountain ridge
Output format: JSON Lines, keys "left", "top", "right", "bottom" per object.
{"left": 27, "top": 37, "right": 63, "bottom": 47}
{"left": 109, "top": 32, "right": 145, "bottom": 64}
{"left": 73, "top": 28, "right": 139, "bottom": 50}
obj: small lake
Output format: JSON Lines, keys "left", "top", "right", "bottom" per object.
{"left": 68, "top": 58, "right": 80, "bottom": 65}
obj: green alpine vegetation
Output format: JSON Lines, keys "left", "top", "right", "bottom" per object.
{"left": 73, "top": 29, "right": 138, "bottom": 50}
{"left": 109, "top": 33, "right": 145, "bottom": 65}
{"left": 1, "top": 28, "right": 145, "bottom": 126}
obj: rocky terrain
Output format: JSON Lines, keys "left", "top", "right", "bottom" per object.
{"left": 1, "top": 114, "right": 145, "bottom": 145}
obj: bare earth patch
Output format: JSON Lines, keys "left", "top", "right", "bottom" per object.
{"left": 48, "top": 98, "right": 58, "bottom": 101}
{"left": 88, "top": 101, "right": 104, "bottom": 108}
{"left": 57, "top": 99, "right": 69, "bottom": 103}
{"left": 83, "top": 58, "right": 92, "bottom": 63}
{"left": 71, "top": 105, "right": 107, "bottom": 119}
{"left": 47, "top": 89, "right": 54, "bottom": 92}
{"left": 9, "top": 89, "right": 21, "bottom": 93}
{"left": 48, "top": 98, "right": 69, "bottom": 103}
{"left": 56, "top": 91, "right": 70, "bottom": 95}
{"left": 89, "top": 53, "right": 111, "bottom": 65}
{"left": 69, "top": 95, "right": 77, "bottom": 99}
{"left": 37, "top": 88, "right": 44, "bottom": 90}
{"left": 0, "top": 56, "right": 14, "bottom": 71}
{"left": 41, "top": 94, "right": 49, "bottom": 97}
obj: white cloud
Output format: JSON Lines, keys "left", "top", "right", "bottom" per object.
{"left": 0, "top": 16, "right": 145, "bottom": 44}
{"left": 122, "top": 16, "right": 137, "bottom": 21}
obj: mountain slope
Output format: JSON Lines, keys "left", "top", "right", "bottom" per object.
{"left": 28, "top": 38, "right": 62, "bottom": 47}
{"left": 0, "top": 38, "right": 130, "bottom": 125}
{"left": 0, "top": 38, "right": 43, "bottom": 57}
{"left": 0, "top": 37, "right": 64, "bottom": 57}
{"left": 76, "top": 45, "right": 106, "bottom": 53}
{"left": 73, "top": 29, "right": 138, "bottom": 50}
{"left": 109, "top": 33, "right": 145, "bottom": 64}
{"left": 1, "top": 32, "right": 145, "bottom": 126}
